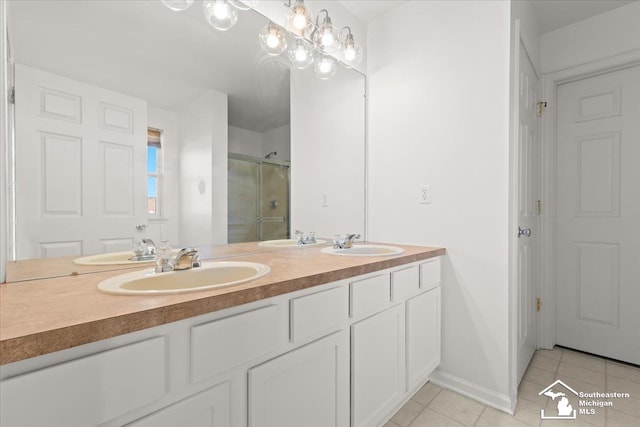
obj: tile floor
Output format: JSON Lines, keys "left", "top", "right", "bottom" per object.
{"left": 386, "top": 347, "right": 640, "bottom": 427}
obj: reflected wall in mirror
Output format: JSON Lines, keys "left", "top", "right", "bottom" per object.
{"left": 5, "top": 0, "right": 365, "bottom": 282}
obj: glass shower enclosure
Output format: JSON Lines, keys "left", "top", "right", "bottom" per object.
{"left": 228, "top": 154, "right": 290, "bottom": 243}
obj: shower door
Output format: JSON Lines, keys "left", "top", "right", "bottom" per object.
{"left": 228, "top": 156, "right": 290, "bottom": 243}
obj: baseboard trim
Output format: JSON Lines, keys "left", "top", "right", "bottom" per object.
{"left": 429, "top": 369, "right": 516, "bottom": 415}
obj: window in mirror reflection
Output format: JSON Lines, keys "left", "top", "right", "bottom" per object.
{"left": 147, "top": 128, "right": 163, "bottom": 216}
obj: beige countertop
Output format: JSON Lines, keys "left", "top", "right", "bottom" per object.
{"left": 0, "top": 243, "right": 445, "bottom": 365}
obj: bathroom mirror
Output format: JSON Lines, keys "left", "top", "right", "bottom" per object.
{"left": 5, "top": 0, "right": 365, "bottom": 282}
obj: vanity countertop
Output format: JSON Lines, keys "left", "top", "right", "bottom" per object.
{"left": 0, "top": 243, "right": 445, "bottom": 365}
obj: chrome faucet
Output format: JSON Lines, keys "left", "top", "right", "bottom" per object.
{"left": 295, "top": 230, "right": 317, "bottom": 245}
{"left": 142, "top": 238, "right": 157, "bottom": 254}
{"left": 155, "top": 246, "right": 200, "bottom": 273}
{"left": 130, "top": 238, "right": 157, "bottom": 261}
{"left": 333, "top": 233, "right": 361, "bottom": 249}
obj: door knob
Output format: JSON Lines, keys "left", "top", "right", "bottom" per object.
{"left": 518, "top": 227, "right": 531, "bottom": 238}
{"left": 136, "top": 223, "right": 147, "bottom": 231}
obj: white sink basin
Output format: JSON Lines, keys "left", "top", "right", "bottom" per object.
{"left": 258, "top": 239, "right": 327, "bottom": 247}
{"left": 74, "top": 249, "right": 180, "bottom": 266}
{"left": 97, "top": 261, "right": 270, "bottom": 295}
{"left": 74, "top": 251, "right": 151, "bottom": 266}
{"left": 321, "top": 244, "right": 405, "bottom": 256}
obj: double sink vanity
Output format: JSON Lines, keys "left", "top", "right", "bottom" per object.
{"left": 0, "top": 240, "right": 445, "bottom": 427}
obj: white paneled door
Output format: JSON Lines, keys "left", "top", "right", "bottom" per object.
{"left": 516, "top": 43, "right": 540, "bottom": 384}
{"left": 14, "top": 64, "right": 148, "bottom": 259}
{"left": 556, "top": 65, "right": 640, "bottom": 364}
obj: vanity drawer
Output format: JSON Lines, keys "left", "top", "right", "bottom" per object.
{"left": 391, "top": 266, "right": 420, "bottom": 301}
{"left": 290, "top": 286, "right": 348, "bottom": 343}
{"left": 191, "top": 305, "right": 279, "bottom": 383}
{"left": 420, "top": 258, "right": 441, "bottom": 291}
{"left": 350, "top": 274, "right": 391, "bottom": 318}
{"left": 0, "top": 337, "right": 166, "bottom": 427}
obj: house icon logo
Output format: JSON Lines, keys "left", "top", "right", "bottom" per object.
{"left": 538, "top": 380, "right": 578, "bottom": 420}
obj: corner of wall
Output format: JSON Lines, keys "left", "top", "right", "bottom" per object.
{"left": 430, "top": 369, "right": 516, "bottom": 415}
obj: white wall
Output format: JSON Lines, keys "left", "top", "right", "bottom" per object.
{"left": 540, "top": 1, "right": 640, "bottom": 73}
{"left": 178, "top": 90, "right": 228, "bottom": 246}
{"left": 367, "top": 0, "right": 513, "bottom": 411}
{"left": 147, "top": 106, "right": 179, "bottom": 245}
{"left": 262, "top": 124, "right": 290, "bottom": 162}
{"left": 228, "top": 124, "right": 290, "bottom": 162}
{"left": 291, "top": 66, "right": 365, "bottom": 238}
{"left": 228, "top": 126, "right": 262, "bottom": 158}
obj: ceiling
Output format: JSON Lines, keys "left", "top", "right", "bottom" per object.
{"left": 337, "top": 0, "right": 408, "bottom": 24}
{"left": 530, "top": 0, "right": 636, "bottom": 33}
{"left": 337, "top": 0, "right": 638, "bottom": 33}
{"left": 9, "top": 0, "right": 290, "bottom": 133}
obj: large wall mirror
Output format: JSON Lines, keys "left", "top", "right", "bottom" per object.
{"left": 5, "top": 0, "right": 365, "bottom": 281}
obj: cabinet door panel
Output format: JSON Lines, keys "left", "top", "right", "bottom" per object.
{"left": 127, "top": 382, "right": 230, "bottom": 427}
{"left": 420, "top": 258, "right": 441, "bottom": 291}
{"left": 351, "top": 304, "right": 405, "bottom": 427}
{"left": 391, "top": 266, "right": 420, "bottom": 301}
{"left": 0, "top": 337, "right": 166, "bottom": 427}
{"left": 290, "top": 286, "right": 348, "bottom": 343}
{"left": 406, "top": 287, "right": 441, "bottom": 389}
{"left": 248, "top": 332, "right": 349, "bottom": 427}
{"left": 350, "top": 274, "right": 390, "bottom": 317}
{"left": 191, "top": 305, "right": 279, "bottom": 383}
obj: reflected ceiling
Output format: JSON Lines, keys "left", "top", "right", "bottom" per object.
{"left": 9, "top": 0, "right": 290, "bottom": 132}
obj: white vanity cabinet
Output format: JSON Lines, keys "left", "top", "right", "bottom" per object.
{"left": 352, "top": 304, "right": 406, "bottom": 427}
{"left": 350, "top": 259, "right": 442, "bottom": 427}
{"left": 0, "top": 257, "right": 442, "bottom": 427}
{"left": 248, "top": 331, "right": 349, "bottom": 427}
{"left": 406, "top": 287, "right": 441, "bottom": 390}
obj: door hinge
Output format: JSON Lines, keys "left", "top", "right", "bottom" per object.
{"left": 536, "top": 298, "right": 541, "bottom": 312}
{"left": 8, "top": 86, "right": 15, "bottom": 105}
{"left": 537, "top": 101, "right": 547, "bottom": 117}
{"left": 537, "top": 200, "right": 542, "bottom": 215}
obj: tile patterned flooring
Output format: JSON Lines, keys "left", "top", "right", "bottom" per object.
{"left": 386, "top": 347, "right": 640, "bottom": 427}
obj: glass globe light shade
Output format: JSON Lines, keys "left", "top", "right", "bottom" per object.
{"left": 228, "top": 0, "right": 259, "bottom": 11}
{"left": 313, "top": 18, "right": 338, "bottom": 54}
{"left": 340, "top": 34, "right": 363, "bottom": 68}
{"left": 203, "top": 0, "right": 238, "bottom": 31}
{"left": 287, "top": 39, "right": 314, "bottom": 69}
{"left": 259, "top": 22, "right": 287, "bottom": 56}
{"left": 285, "top": 0, "right": 313, "bottom": 38}
{"left": 161, "top": 0, "right": 194, "bottom": 11}
{"left": 313, "top": 54, "right": 337, "bottom": 80}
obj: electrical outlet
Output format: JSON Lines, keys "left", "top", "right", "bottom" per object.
{"left": 419, "top": 184, "right": 432, "bottom": 204}
{"left": 322, "top": 194, "right": 329, "bottom": 207}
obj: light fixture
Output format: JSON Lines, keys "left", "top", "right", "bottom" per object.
{"left": 203, "top": 0, "right": 238, "bottom": 31}
{"left": 287, "top": 39, "right": 314, "bottom": 69}
{"left": 228, "top": 0, "right": 258, "bottom": 11}
{"left": 259, "top": 22, "right": 288, "bottom": 56}
{"left": 285, "top": 0, "right": 313, "bottom": 38}
{"left": 161, "top": 0, "right": 194, "bottom": 11}
{"left": 313, "top": 54, "right": 337, "bottom": 80}
{"left": 312, "top": 10, "right": 339, "bottom": 54}
{"left": 338, "top": 27, "right": 363, "bottom": 68}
